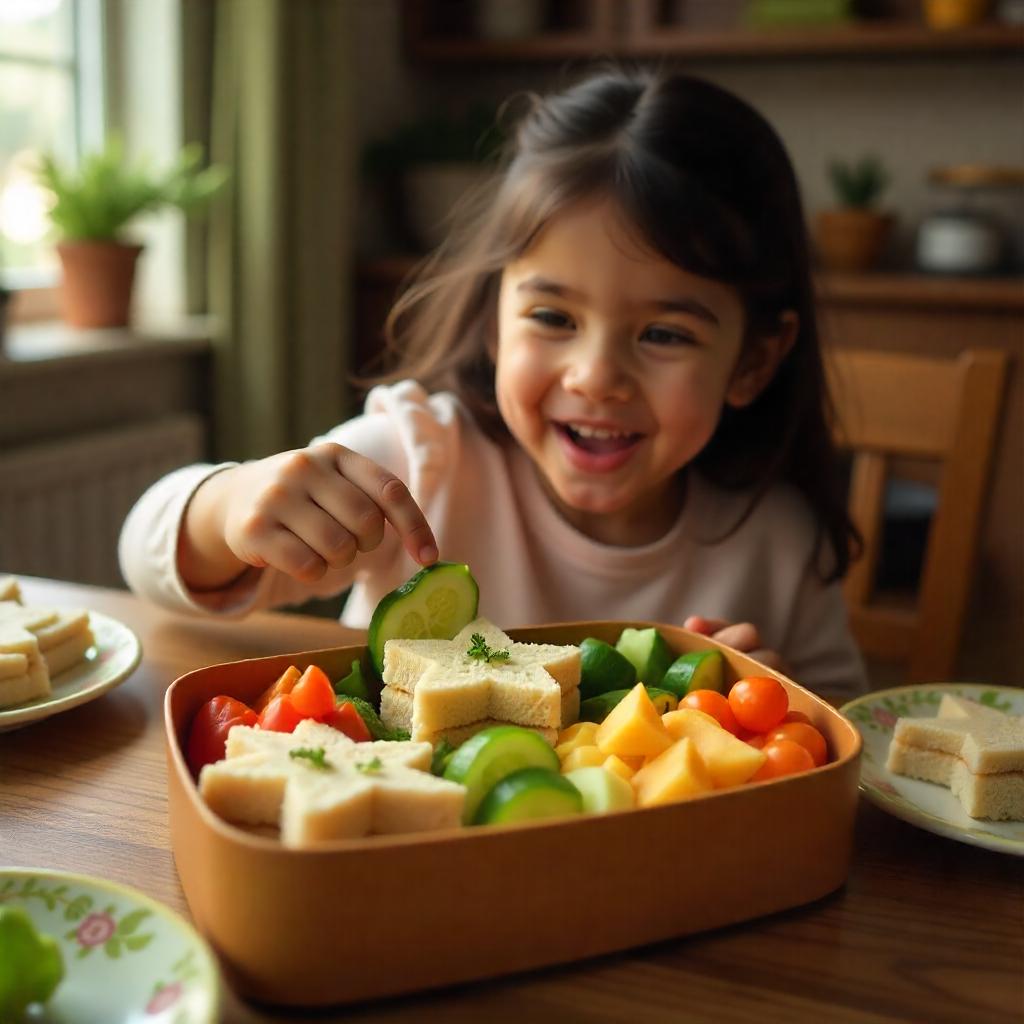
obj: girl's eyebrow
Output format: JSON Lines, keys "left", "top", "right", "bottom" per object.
{"left": 516, "top": 275, "right": 720, "bottom": 327}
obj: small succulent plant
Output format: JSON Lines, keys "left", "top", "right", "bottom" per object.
{"left": 827, "top": 155, "right": 890, "bottom": 209}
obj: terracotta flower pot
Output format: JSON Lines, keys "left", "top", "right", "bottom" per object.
{"left": 56, "top": 240, "right": 143, "bottom": 329}
{"left": 815, "top": 208, "right": 893, "bottom": 273}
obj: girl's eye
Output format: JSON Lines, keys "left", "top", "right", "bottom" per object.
{"left": 640, "top": 325, "right": 698, "bottom": 347}
{"left": 528, "top": 308, "right": 574, "bottom": 330}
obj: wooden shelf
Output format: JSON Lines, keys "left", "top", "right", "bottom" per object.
{"left": 410, "top": 22, "right": 1023, "bottom": 63}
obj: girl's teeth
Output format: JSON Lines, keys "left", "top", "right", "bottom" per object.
{"left": 570, "top": 424, "right": 626, "bottom": 439}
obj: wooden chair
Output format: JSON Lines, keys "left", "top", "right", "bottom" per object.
{"left": 826, "top": 347, "right": 1008, "bottom": 684}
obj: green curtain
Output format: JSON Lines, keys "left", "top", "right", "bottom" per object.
{"left": 181, "top": 0, "right": 355, "bottom": 460}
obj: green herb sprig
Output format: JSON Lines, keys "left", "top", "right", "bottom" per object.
{"left": 289, "top": 747, "right": 331, "bottom": 770}
{"left": 466, "top": 633, "right": 510, "bottom": 664}
{"left": 356, "top": 757, "right": 384, "bottom": 775}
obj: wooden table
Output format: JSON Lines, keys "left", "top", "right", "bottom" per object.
{"left": 2, "top": 579, "right": 1021, "bottom": 1023}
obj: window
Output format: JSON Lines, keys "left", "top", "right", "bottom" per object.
{"left": 0, "top": 0, "right": 104, "bottom": 289}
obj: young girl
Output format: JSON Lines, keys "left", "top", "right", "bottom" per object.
{"left": 120, "top": 68, "right": 866, "bottom": 697}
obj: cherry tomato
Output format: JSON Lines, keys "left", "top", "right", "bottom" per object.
{"left": 320, "top": 701, "right": 372, "bottom": 742}
{"left": 751, "top": 738, "right": 814, "bottom": 781}
{"left": 186, "top": 695, "right": 258, "bottom": 776}
{"left": 728, "top": 676, "right": 788, "bottom": 734}
{"left": 783, "top": 710, "right": 813, "bottom": 726}
{"left": 746, "top": 733, "right": 767, "bottom": 749}
{"left": 680, "top": 690, "right": 740, "bottom": 735}
{"left": 289, "top": 665, "right": 336, "bottom": 719}
{"left": 253, "top": 665, "right": 301, "bottom": 713}
{"left": 766, "top": 722, "right": 828, "bottom": 767}
{"left": 259, "top": 693, "right": 303, "bottom": 733}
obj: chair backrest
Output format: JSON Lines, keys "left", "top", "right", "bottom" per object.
{"left": 826, "top": 347, "right": 1008, "bottom": 683}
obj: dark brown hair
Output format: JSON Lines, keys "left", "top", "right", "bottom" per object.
{"left": 366, "top": 68, "right": 857, "bottom": 580}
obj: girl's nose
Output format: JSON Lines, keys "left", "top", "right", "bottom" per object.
{"left": 561, "top": 330, "right": 633, "bottom": 403}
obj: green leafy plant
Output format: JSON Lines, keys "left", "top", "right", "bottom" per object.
{"left": 36, "top": 138, "right": 228, "bottom": 242}
{"left": 827, "top": 155, "right": 890, "bottom": 209}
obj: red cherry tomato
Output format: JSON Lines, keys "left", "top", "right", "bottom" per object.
{"left": 751, "top": 738, "right": 814, "bottom": 781}
{"left": 728, "top": 677, "right": 788, "bottom": 734}
{"left": 319, "top": 701, "right": 372, "bottom": 742}
{"left": 289, "top": 665, "right": 336, "bottom": 719}
{"left": 186, "top": 695, "right": 258, "bottom": 776}
{"left": 783, "top": 710, "right": 813, "bottom": 726}
{"left": 680, "top": 690, "right": 740, "bottom": 735}
{"left": 259, "top": 693, "right": 303, "bottom": 733}
{"left": 766, "top": 722, "right": 828, "bottom": 767}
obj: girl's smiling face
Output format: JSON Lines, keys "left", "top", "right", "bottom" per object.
{"left": 495, "top": 195, "right": 765, "bottom": 547}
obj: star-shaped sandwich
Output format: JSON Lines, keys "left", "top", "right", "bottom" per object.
{"left": 886, "top": 694, "right": 1024, "bottom": 820}
{"left": 379, "top": 617, "right": 581, "bottom": 746}
{"left": 198, "top": 719, "right": 466, "bottom": 846}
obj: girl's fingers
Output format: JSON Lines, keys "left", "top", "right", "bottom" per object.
{"left": 709, "top": 622, "right": 761, "bottom": 652}
{"left": 258, "top": 525, "right": 330, "bottom": 583}
{"left": 331, "top": 447, "right": 438, "bottom": 565}
{"left": 748, "top": 648, "right": 784, "bottom": 671}
{"left": 684, "top": 616, "right": 729, "bottom": 635}
{"left": 306, "top": 472, "right": 386, "bottom": 554}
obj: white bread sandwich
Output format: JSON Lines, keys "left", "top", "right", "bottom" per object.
{"left": 886, "top": 694, "right": 1024, "bottom": 821}
{"left": 379, "top": 617, "right": 580, "bottom": 745}
{"left": 199, "top": 718, "right": 466, "bottom": 847}
{"left": 0, "top": 602, "right": 94, "bottom": 677}
{"left": 0, "top": 623, "right": 51, "bottom": 709}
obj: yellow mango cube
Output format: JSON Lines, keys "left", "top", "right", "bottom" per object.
{"left": 560, "top": 745, "right": 607, "bottom": 772}
{"left": 662, "top": 709, "right": 766, "bottom": 788}
{"left": 595, "top": 683, "right": 672, "bottom": 759}
{"left": 632, "top": 738, "right": 713, "bottom": 808}
{"left": 602, "top": 755, "right": 637, "bottom": 781}
{"left": 555, "top": 722, "right": 601, "bottom": 761}
{"left": 557, "top": 721, "right": 599, "bottom": 746}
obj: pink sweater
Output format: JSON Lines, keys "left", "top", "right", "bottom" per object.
{"left": 119, "top": 380, "right": 866, "bottom": 697}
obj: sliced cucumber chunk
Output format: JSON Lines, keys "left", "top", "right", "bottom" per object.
{"left": 367, "top": 561, "right": 479, "bottom": 676}
{"left": 661, "top": 649, "right": 726, "bottom": 698}
{"left": 615, "top": 627, "right": 674, "bottom": 689}
{"left": 580, "top": 686, "right": 676, "bottom": 723}
{"left": 473, "top": 767, "right": 583, "bottom": 826}
{"left": 579, "top": 638, "right": 636, "bottom": 700}
{"left": 443, "top": 725, "right": 559, "bottom": 824}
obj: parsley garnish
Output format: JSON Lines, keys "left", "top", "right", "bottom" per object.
{"left": 356, "top": 756, "right": 384, "bottom": 775}
{"left": 466, "top": 632, "right": 510, "bottom": 664}
{"left": 289, "top": 746, "right": 331, "bottom": 770}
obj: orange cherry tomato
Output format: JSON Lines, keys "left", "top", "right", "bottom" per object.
{"left": 751, "top": 738, "right": 814, "bottom": 781}
{"left": 259, "top": 693, "right": 303, "bottom": 733}
{"left": 766, "top": 721, "right": 828, "bottom": 767}
{"left": 289, "top": 665, "right": 336, "bottom": 720}
{"left": 783, "top": 709, "right": 813, "bottom": 726}
{"left": 253, "top": 665, "right": 302, "bottom": 713}
{"left": 728, "top": 676, "right": 788, "bottom": 734}
{"left": 680, "top": 690, "right": 740, "bottom": 735}
{"left": 320, "top": 701, "right": 372, "bottom": 742}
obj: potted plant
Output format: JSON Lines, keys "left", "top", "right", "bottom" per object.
{"left": 37, "top": 139, "right": 227, "bottom": 328}
{"left": 816, "top": 155, "right": 893, "bottom": 273}
{"left": 363, "top": 104, "right": 504, "bottom": 252}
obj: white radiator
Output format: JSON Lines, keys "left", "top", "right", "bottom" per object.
{"left": 0, "top": 414, "right": 205, "bottom": 587}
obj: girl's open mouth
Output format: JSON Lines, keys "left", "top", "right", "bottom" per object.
{"left": 553, "top": 422, "right": 644, "bottom": 473}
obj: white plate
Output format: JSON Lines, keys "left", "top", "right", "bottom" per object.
{"left": 0, "top": 867, "right": 219, "bottom": 1022}
{"left": 840, "top": 683, "right": 1024, "bottom": 856}
{"left": 0, "top": 611, "right": 141, "bottom": 732}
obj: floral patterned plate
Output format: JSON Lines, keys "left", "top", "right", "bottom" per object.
{"left": 0, "top": 612, "right": 141, "bottom": 732}
{"left": 0, "top": 868, "right": 219, "bottom": 1022}
{"left": 840, "top": 683, "right": 1024, "bottom": 856}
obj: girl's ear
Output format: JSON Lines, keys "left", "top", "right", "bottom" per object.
{"left": 725, "top": 311, "right": 799, "bottom": 408}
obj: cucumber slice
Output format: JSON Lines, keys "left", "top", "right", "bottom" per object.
{"left": 563, "top": 766, "right": 635, "bottom": 814}
{"left": 645, "top": 687, "right": 678, "bottom": 715}
{"left": 661, "top": 650, "right": 726, "bottom": 698}
{"left": 367, "top": 562, "right": 479, "bottom": 676}
{"left": 473, "top": 767, "right": 583, "bottom": 826}
{"left": 443, "top": 725, "right": 559, "bottom": 824}
{"left": 579, "top": 638, "right": 636, "bottom": 700}
{"left": 615, "top": 627, "right": 674, "bottom": 689}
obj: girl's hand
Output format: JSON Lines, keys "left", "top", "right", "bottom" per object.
{"left": 180, "top": 442, "right": 438, "bottom": 590}
{"left": 683, "top": 616, "right": 784, "bottom": 673}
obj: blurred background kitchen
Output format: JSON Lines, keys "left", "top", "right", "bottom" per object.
{"left": 1, "top": 0, "right": 1021, "bottom": 688}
